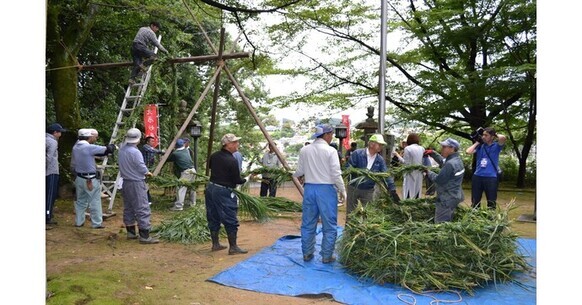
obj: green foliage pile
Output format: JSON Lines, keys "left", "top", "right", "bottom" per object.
{"left": 338, "top": 199, "right": 531, "bottom": 294}
{"left": 152, "top": 207, "right": 210, "bottom": 244}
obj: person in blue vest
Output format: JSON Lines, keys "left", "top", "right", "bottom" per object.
{"left": 465, "top": 127, "right": 506, "bottom": 209}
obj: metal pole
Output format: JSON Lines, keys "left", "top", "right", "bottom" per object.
{"left": 379, "top": 0, "right": 387, "bottom": 133}
{"left": 379, "top": 0, "right": 388, "bottom": 160}
{"left": 193, "top": 138, "right": 198, "bottom": 171}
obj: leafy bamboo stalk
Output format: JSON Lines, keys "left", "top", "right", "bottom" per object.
{"left": 148, "top": 173, "right": 209, "bottom": 189}
{"left": 233, "top": 189, "right": 271, "bottom": 222}
{"left": 243, "top": 167, "right": 293, "bottom": 189}
{"left": 260, "top": 196, "right": 302, "bottom": 212}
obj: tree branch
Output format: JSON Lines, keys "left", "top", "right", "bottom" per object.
{"left": 199, "top": 0, "right": 303, "bottom": 13}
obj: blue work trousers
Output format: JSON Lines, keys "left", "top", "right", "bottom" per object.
{"left": 204, "top": 183, "right": 239, "bottom": 234}
{"left": 74, "top": 177, "right": 103, "bottom": 227}
{"left": 121, "top": 180, "right": 152, "bottom": 230}
{"left": 301, "top": 183, "right": 338, "bottom": 260}
{"left": 46, "top": 174, "right": 59, "bottom": 223}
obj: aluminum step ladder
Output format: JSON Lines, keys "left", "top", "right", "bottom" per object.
{"left": 99, "top": 35, "right": 162, "bottom": 218}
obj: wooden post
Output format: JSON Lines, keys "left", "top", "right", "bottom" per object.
{"left": 205, "top": 28, "right": 226, "bottom": 176}
{"left": 152, "top": 62, "right": 225, "bottom": 176}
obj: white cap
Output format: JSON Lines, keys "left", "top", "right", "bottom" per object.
{"left": 78, "top": 129, "right": 92, "bottom": 137}
{"left": 125, "top": 128, "right": 142, "bottom": 144}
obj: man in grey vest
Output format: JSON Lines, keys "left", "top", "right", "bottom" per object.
{"left": 72, "top": 129, "right": 115, "bottom": 228}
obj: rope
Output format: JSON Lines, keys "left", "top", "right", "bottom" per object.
{"left": 397, "top": 283, "right": 463, "bottom": 305}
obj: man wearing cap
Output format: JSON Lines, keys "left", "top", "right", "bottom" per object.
{"left": 72, "top": 129, "right": 116, "bottom": 228}
{"left": 345, "top": 134, "right": 400, "bottom": 221}
{"left": 167, "top": 138, "right": 196, "bottom": 211}
{"left": 46, "top": 123, "right": 66, "bottom": 227}
{"left": 118, "top": 128, "right": 158, "bottom": 244}
{"left": 425, "top": 138, "right": 465, "bottom": 223}
{"left": 293, "top": 124, "right": 347, "bottom": 264}
{"left": 205, "top": 133, "right": 248, "bottom": 255}
{"left": 129, "top": 21, "right": 169, "bottom": 84}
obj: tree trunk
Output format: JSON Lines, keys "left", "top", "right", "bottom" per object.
{"left": 46, "top": 1, "right": 99, "bottom": 183}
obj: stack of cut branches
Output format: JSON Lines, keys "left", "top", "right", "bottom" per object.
{"left": 151, "top": 207, "right": 210, "bottom": 244}
{"left": 338, "top": 199, "right": 531, "bottom": 294}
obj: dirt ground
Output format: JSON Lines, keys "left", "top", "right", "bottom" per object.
{"left": 45, "top": 183, "right": 536, "bottom": 305}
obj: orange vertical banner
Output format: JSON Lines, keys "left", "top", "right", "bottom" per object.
{"left": 341, "top": 114, "right": 350, "bottom": 150}
{"left": 144, "top": 104, "right": 159, "bottom": 147}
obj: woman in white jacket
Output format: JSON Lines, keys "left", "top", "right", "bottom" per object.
{"left": 394, "top": 133, "right": 425, "bottom": 199}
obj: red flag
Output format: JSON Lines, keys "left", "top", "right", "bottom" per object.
{"left": 341, "top": 114, "right": 350, "bottom": 150}
{"left": 144, "top": 104, "right": 159, "bottom": 147}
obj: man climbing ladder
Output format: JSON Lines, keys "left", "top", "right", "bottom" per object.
{"left": 129, "top": 21, "right": 169, "bottom": 84}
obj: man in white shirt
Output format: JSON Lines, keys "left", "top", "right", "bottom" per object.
{"left": 293, "top": 124, "right": 347, "bottom": 264}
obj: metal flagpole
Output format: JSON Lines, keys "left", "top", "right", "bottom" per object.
{"left": 378, "top": 0, "right": 388, "bottom": 159}
{"left": 379, "top": 0, "right": 387, "bottom": 135}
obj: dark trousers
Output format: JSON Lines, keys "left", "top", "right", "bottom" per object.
{"left": 471, "top": 175, "right": 498, "bottom": 208}
{"left": 46, "top": 174, "right": 59, "bottom": 222}
{"left": 204, "top": 183, "right": 239, "bottom": 234}
{"left": 260, "top": 178, "right": 277, "bottom": 197}
{"left": 130, "top": 42, "right": 157, "bottom": 80}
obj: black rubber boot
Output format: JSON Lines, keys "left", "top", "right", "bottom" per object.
{"left": 227, "top": 231, "right": 248, "bottom": 255}
{"left": 211, "top": 231, "right": 227, "bottom": 251}
{"left": 138, "top": 229, "right": 159, "bottom": 244}
{"left": 126, "top": 225, "right": 138, "bottom": 240}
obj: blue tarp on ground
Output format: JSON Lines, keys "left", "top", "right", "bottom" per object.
{"left": 209, "top": 227, "right": 536, "bottom": 305}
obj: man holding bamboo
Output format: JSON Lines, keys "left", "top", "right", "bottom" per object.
{"left": 293, "top": 124, "right": 346, "bottom": 264}
{"left": 205, "top": 133, "right": 248, "bottom": 255}
{"left": 345, "top": 134, "right": 399, "bottom": 221}
{"left": 425, "top": 138, "right": 465, "bottom": 223}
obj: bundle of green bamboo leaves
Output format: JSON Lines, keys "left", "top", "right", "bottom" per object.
{"left": 152, "top": 206, "right": 210, "bottom": 244}
{"left": 243, "top": 167, "right": 293, "bottom": 189}
{"left": 338, "top": 198, "right": 531, "bottom": 294}
{"left": 261, "top": 196, "right": 302, "bottom": 212}
{"left": 149, "top": 173, "right": 300, "bottom": 223}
